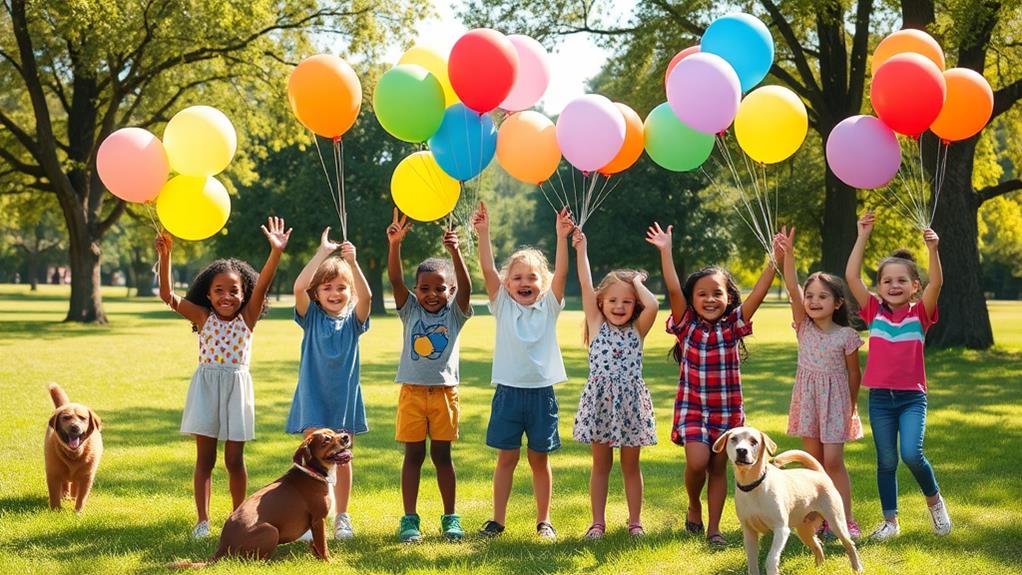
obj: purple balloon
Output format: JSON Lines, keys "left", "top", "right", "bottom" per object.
{"left": 826, "top": 115, "right": 902, "bottom": 189}
{"left": 555, "top": 94, "right": 626, "bottom": 172}
{"left": 666, "top": 52, "right": 741, "bottom": 135}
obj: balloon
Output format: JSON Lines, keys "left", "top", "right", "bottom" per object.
{"left": 825, "top": 115, "right": 902, "bottom": 189}
{"left": 448, "top": 29, "right": 519, "bottom": 113}
{"left": 599, "top": 103, "right": 644, "bottom": 175}
{"left": 870, "top": 53, "right": 946, "bottom": 137}
{"left": 96, "top": 128, "right": 169, "bottom": 203}
{"left": 643, "top": 102, "right": 715, "bottom": 172}
{"left": 930, "top": 68, "right": 993, "bottom": 142}
{"left": 496, "top": 111, "right": 561, "bottom": 184}
{"left": 287, "top": 54, "right": 362, "bottom": 139}
{"left": 399, "top": 45, "right": 459, "bottom": 107}
{"left": 429, "top": 103, "right": 497, "bottom": 181}
{"left": 499, "top": 35, "right": 550, "bottom": 112}
{"left": 156, "top": 175, "right": 231, "bottom": 240}
{"left": 665, "top": 46, "right": 700, "bottom": 87}
{"left": 373, "top": 65, "right": 445, "bottom": 143}
{"left": 872, "top": 28, "right": 945, "bottom": 74}
{"left": 734, "top": 86, "right": 808, "bottom": 164}
{"left": 666, "top": 52, "right": 741, "bottom": 135}
{"left": 556, "top": 94, "right": 626, "bottom": 172}
{"left": 390, "top": 151, "right": 461, "bottom": 222}
{"left": 162, "top": 106, "right": 236, "bottom": 177}
{"left": 701, "top": 13, "right": 774, "bottom": 93}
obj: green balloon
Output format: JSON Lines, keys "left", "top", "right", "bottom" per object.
{"left": 643, "top": 102, "right": 715, "bottom": 171}
{"left": 373, "top": 64, "right": 445, "bottom": 143}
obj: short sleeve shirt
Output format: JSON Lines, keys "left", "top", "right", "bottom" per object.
{"left": 859, "top": 296, "right": 937, "bottom": 392}
{"left": 394, "top": 294, "right": 472, "bottom": 386}
{"left": 488, "top": 286, "right": 566, "bottom": 388}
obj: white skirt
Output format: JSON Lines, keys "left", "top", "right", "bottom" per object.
{"left": 180, "top": 363, "right": 255, "bottom": 441}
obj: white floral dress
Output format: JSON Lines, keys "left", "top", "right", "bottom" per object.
{"left": 573, "top": 323, "right": 657, "bottom": 447}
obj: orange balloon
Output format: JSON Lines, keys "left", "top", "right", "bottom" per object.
{"left": 930, "top": 68, "right": 993, "bottom": 142}
{"left": 496, "top": 111, "right": 561, "bottom": 184}
{"left": 872, "top": 29, "right": 945, "bottom": 74}
{"left": 599, "top": 103, "right": 644, "bottom": 175}
{"left": 288, "top": 55, "right": 362, "bottom": 139}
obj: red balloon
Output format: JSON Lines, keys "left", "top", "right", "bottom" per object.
{"left": 870, "top": 53, "right": 946, "bottom": 137}
{"left": 448, "top": 29, "right": 519, "bottom": 113}
{"left": 665, "top": 46, "right": 700, "bottom": 86}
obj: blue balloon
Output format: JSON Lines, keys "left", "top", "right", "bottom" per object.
{"left": 701, "top": 13, "right": 774, "bottom": 93}
{"left": 428, "top": 103, "right": 496, "bottom": 181}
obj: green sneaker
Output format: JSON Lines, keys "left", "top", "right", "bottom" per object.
{"left": 441, "top": 513, "right": 464, "bottom": 542}
{"left": 398, "top": 514, "right": 422, "bottom": 543}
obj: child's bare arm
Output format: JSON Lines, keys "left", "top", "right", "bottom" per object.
{"left": 633, "top": 272, "right": 660, "bottom": 339}
{"left": 472, "top": 201, "right": 501, "bottom": 301}
{"left": 551, "top": 208, "right": 573, "bottom": 302}
{"left": 444, "top": 228, "right": 473, "bottom": 315}
{"left": 740, "top": 254, "right": 777, "bottom": 321}
{"left": 294, "top": 228, "right": 340, "bottom": 318}
{"left": 573, "top": 230, "right": 602, "bottom": 332}
{"left": 342, "top": 242, "right": 372, "bottom": 323}
{"left": 777, "top": 226, "right": 805, "bottom": 326}
{"left": 156, "top": 232, "right": 207, "bottom": 326}
{"left": 846, "top": 350, "right": 862, "bottom": 412}
{"left": 920, "top": 228, "right": 942, "bottom": 322}
{"left": 845, "top": 212, "right": 874, "bottom": 309}
{"left": 387, "top": 208, "right": 412, "bottom": 310}
{"left": 645, "top": 222, "right": 686, "bottom": 323}
{"left": 244, "top": 216, "right": 291, "bottom": 330}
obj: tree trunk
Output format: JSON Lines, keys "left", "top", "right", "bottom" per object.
{"left": 365, "top": 256, "right": 387, "bottom": 316}
{"left": 820, "top": 169, "right": 860, "bottom": 275}
{"left": 65, "top": 220, "right": 107, "bottom": 323}
{"left": 926, "top": 139, "right": 993, "bottom": 348}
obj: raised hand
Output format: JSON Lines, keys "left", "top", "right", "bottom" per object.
{"left": 340, "top": 241, "right": 357, "bottom": 263}
{"left": 319, "top": 227, "right": 341, "bottom": 254}
{"left": 471, "top": 201, "right": 489, "bottom": 235}
{"left": 387, "top": 207, "right": 412, "bottom": 245}
{"left": 922, "top": 227, "right": 939, "bottom": 249}
{"left": 155, "top": 231, "right": 173, "bottom": 259}
{"left": 857, "top": 212, "right": 875, "bottom": 238}
{"left": 572, "top": 228, "right": 587, "bottom": 252}
{"left": 632, "top": 270, "right": 649, "bottom": 284}
{"left": 645, "top": 222, "right": 673, "bottom": 251}
{"left": 442, "top": 228, "right": 460, "bottom": 253}
{"left": 261, "top": 216, "right": 292, "bottom": 252}
{"left": 774, "top": 225, "right": 795, "bottom": 261}
{"left": 556, "top": 207, "right": 575, "bottom": 238}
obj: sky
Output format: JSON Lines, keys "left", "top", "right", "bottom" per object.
{"left": 383, "top": 1, "right": 635, "bottom": 115}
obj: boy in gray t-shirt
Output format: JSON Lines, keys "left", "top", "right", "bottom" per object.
{"left": 386, "top": 209, "right": 473, "bottom": 543}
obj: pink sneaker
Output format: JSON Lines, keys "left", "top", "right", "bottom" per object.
{"left": 846, "top": 520, "right": 861, "bottom": 540}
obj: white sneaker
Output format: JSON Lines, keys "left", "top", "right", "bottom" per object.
{"left": 191, "top": 521, "right": 211, "bottom": 539}
{"left": 928, "top": 496, "right": 952, "bottom": 536}
{"left": 334, "top": 512, "right": 354, "bottom": 540}
{"left": 868, "top": 520, "right": 900, "bottom": 542}
{"left": 297, "top": 529, "right": 314, "bottom": 542}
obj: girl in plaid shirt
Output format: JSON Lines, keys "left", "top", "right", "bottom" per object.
{"left": 646, "top": 222, "right": 777, "bottom": 548}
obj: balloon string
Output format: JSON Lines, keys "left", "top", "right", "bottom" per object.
{"left": 313, "top": 133, "right": 343, "bottom": 229}
{"left": 336, "top": 138, "right": 348, "bottom": 241}
{"left": 144, "top": 201, "right": 161, "bottom": 234}
{"left": 930, "top": 140, "right": 950, "bottom": 227}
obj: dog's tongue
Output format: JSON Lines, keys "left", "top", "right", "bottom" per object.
{"left": 68, "top": 436, "right": 81, "bottom": 450}
{"left": 338, "top": 451, "right": 353, "bottom": 465}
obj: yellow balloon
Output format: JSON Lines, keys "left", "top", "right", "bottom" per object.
{"left": 399, "top": 45, "right": 460, "bottom": 108}
{"left": 734, "top": 86, "right": 808, "bottom": 164}
{"left": 157, "top": 175, "right": 231, "bottom": 240}
{"left": 391, "top": 151, "right": 460, "bottom": 222}
{"left": 163, "top": 106, "right": 237, "bottom": 177}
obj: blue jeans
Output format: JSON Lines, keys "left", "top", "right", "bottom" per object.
{"left": 868, "top": 389, "right": 940, "bottom": 518}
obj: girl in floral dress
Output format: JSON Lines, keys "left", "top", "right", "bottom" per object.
{"left": 572, "top": 230, "right": 659, "bottom": 539}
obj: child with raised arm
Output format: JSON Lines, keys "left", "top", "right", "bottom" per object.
{"left": 845, "top": 212, "right": 950, "bottom": 541}
{"left": 572, "top": 229, "right": 659, "bottom": 539}
{"left": 646, "top": 221, "right": 776, "bottom": 548}
{"left": 776, "top": 226, "right": 863, "bottom": 539}
{"left": 287, "top": 227, "right": 372, "bottom": 540}
{"left": 386, "top": 209, "right": 473, "bottom": 543}
{"left": 472, "top": 201, "right": 572, "bottom": 541}
{"left": 156, "top": 216, "right": 291, "bottom": 539}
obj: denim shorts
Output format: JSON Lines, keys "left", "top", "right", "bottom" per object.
{"left": 485, "top": 384, "right": 560, "bottom": 453}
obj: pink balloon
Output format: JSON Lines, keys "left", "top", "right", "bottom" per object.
{"left": 97, "top": 128, "right": 170, "bottom": 203}
{"left": 825, "top": 115, "right": 902, "bottom": 189}
{"left": 666, "top": 52, "right": 741, "bottom": 135}
{"left": 499, "top": 35, "right": 550, "bottom": 112}
{"left": 556, "top": 95, "right": 626, "bottom": 172}
{"left": 665, "top": 45, "right": 700, "bottom": 86}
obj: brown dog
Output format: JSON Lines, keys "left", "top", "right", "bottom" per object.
{"left": 713, "top": 426, "right": 863, "bottom": 575}
{"left": 172, "top": 429, "right": 352, "bottom": 567}
{"left": 45, "top": 383, "right": 103, "bottom": 512}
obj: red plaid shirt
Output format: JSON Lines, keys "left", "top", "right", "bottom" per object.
{"left": 666, "top": 306, "right": 752, "bottom": 445}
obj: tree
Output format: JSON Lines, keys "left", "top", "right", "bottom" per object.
{"left": 0, "top": 192, "right": 64, "bottom": 289}
{"left": 0, "top": 0, "right": 427, "bottom": 322}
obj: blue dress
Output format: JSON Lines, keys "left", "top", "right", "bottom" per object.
{"left": 286, "top": 302, "right": 370, "bottom": 434}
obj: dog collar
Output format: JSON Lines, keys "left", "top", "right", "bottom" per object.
{"left": 736, "top": 470, "right": 768, "bottom": 492}
{"left": 292, "top": 463, "right": 335, "bottom": 485}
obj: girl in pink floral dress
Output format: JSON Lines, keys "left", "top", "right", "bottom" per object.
{"left": 776, "top": 227, "right": 863, "bottom": 539}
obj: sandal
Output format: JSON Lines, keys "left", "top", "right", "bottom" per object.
{"left": 584, "top": 523, "right": 606, "bottom": 540}
{"left": 707, "top": 532, "right": 728, "bottom": 549}
{"left": 685, "top": 520, "right": 705, "bottom": 535}
{"left": 628, "top": 523, "right": 646, "bottom": 537}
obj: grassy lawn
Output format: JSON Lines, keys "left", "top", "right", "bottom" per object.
{"left": 1, "top": 284, "right": 1020, "bottom": 574}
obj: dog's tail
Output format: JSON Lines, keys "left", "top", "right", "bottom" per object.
{"left": 49, "top": 383, "right": 69, "bottom": 408}
{"left": 772, "top": 450, "right": 824, "bottom": 473}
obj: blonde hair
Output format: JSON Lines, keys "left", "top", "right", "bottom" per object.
{"left": 584, "top": 269, "right": 646, "bottom": 346}
{"left": 306, "top": 256, "right": 355, "bottom": 302}
{"left": 499, "top": 247, "right": 553, "bottom": 293}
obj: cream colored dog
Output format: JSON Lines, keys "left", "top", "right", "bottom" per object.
{"left": 713, "top": 426, "right": 863, "bottom": 575}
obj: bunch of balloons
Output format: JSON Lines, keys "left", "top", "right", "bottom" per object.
{"left": 825, "top": 28, "right": 993, "bottom": 227}
{"left": 97, "top": 106, "right": 238, "bottom": 241}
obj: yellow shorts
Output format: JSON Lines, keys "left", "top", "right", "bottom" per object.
{"left": 395, "top": 384, "right": 460, "bottom": 442}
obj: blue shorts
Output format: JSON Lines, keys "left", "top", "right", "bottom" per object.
{"left": 485, "top": 384, "right": 560, "bottom": 453}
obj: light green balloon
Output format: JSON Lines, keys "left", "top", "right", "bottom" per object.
{"left": 643, "top": 102, "right": 715, "bottom": 171}
{"left": 373, "top": 64, "right": 445, "bottom": 143}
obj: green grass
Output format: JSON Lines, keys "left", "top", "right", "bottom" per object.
{"left": 1, "top": 284, "right": 1020, "bottom": 574}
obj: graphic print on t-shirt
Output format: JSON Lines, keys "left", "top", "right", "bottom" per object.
{"left": 410, "top": 319, "right": 449, "bottom": 360}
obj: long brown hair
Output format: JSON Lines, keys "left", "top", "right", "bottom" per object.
{"left": 803, "top": 272, "right": 850, "bottom": 326}
{"left": 583, "top": 269, "right": 647, "bottom": 346}
{"left": 670, "top": 266, "right": 747, "bottom": 363}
